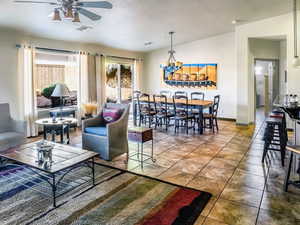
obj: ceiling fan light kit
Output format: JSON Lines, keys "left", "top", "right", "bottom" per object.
{"left": 64, "top": 7, "right": 74, "bottom": 19}
{"left": 72, "top": 11, "right": 81, "bottom": 23}
{"left": 52, "top": 8, "right": 61, "bottom": 21}
{"left": 14, "top": 0, "right": 112, "bottom": 23}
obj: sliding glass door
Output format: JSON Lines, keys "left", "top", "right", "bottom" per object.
{"left": 105, "top": 63, "right": 133, "bottom": 104}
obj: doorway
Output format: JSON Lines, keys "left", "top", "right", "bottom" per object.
{"left": 105, "top": 63, "right": 133, "bottom": 104}
{"left": 254, "top": 59, "right": 279, "bottom": 122}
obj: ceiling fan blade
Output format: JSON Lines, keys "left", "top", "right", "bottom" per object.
{"left": 14, "top": 0, "right": 57, "bottom": 5}
{"left": 78, "top": 8, "right": 101, "bottom": 21}
{"left": 78, "top": 1, "right": 112, "bottom": 9}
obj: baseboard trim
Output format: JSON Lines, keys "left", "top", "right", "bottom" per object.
{"left": 236, "top": 122, "right": 251, "bottom": 126}
{"left": 217, "top": 117, "right": 236, "bottom": 122}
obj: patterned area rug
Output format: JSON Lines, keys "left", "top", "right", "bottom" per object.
{"left": 0, "top": 163, "right": 211, "bottom": 225}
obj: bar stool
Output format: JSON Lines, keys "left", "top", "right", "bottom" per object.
{"left": 262, "top": 117, "right": 287, "bottom": 166}
{"left": 269, "top": 110, "right": 287, "bottom": 143}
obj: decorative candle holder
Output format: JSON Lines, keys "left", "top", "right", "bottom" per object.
{"left": 35, "top": 141, "right": 54, "bottom": 166}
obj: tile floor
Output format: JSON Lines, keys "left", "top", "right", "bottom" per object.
{"left": 35, "top": 114, "right": 300, "bottom": 225}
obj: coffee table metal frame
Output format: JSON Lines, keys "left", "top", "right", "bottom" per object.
{"left": 0, "top": 143, "right": 98, "bottom": 208}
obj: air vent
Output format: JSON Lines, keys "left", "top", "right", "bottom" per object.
{"left": 144, "top": 41, "right": 153, "bottom": 46}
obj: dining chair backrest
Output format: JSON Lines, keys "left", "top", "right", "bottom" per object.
{"left": 174, "top": 91, "right": 187, "bottom": 98}
{"left": 191, "top": 92, "right": 205, "bottom": 101}
{"left": 212, "top": 95, "right": 220, "bottom": 117}
{"left": 154, "top": 94, "right": 168, "bottom": 115}
{"left": 133, "top": 90, "right": 141, "bottom": 100}
{"left": 137, "top": 93, "right": 151, "bottom": 114}
{"left": 173, "top": 95, "right": 189, "bottom": 116}
{"left": 160, "top": 90, "right": 172, "bottom": 98}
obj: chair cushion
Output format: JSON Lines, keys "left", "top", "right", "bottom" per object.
{"left": 84, "top": 127, "right": 107, "bottom": 136}
{"left": 103, "top": 108, "right": 123, "bottom": 123}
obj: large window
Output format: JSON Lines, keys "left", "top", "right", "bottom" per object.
{"left": 35, "top": 51, "right": 78, "bottom": 109}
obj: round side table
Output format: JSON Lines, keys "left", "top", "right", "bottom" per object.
{"left": 35, "top": 117, "right": 77, "bottom": 144}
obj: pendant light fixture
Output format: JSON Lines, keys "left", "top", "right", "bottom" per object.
{"left": 293, "top": 0, "right": 300, "bottom": 67}
{"left": 162, "top": 31, "right": 183, "bottom": 74}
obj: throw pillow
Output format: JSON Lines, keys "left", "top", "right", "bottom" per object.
{"left": 103, "top": 108, "right": 123, "bottom": 123}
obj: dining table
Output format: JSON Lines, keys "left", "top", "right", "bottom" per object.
{"left": 132, "top": 97, "right": 213, "bottom": 134}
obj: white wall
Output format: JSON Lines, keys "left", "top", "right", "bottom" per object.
{"left": 0, "top": 27, "right": 143, "bottom": 119}
{"left": 142, "top": 32, "right": 236, "bottom": 119}
{"left": 279, "top": 40, "right": 287, "bottom": 96}
{"left": 235, "top": 13, "right": 296, "bottom": 124}
{"left": 249, "top": 39, "right": 281, "bottom": 59}
{"left": 249, "top": 39, "right": 281, "bottom": 111}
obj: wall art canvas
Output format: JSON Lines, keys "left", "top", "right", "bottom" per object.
{"left": 163, "top": 63, "right": 217, "bottom": 89}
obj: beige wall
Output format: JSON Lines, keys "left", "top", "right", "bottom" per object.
{"left": 0, "top": 27, "right": 143, "bottom": 119}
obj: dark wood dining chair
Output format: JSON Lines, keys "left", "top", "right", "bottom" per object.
{"left": 137, "top": 93, "right": 156, "bottom": 127}
{"left": 160, "top": 90, "right": 172, "bottom": 98}
{"left": 204, "top": 95, "right": 220, "bottom": 133}
{"left": 191, "top": 92, "right": 205, "bottom": 101}
{"left": 190, "top": 92, "right": 205, "bottom": 133}
{"left": 173, "top": 95, "right": 195, "bottom": 134}
{"left": 191, "top": 92, "right": 205, "bottom": 114}
{"left": 174, "top": 91, "right": 188, "bottom": 98}
{"left": 154, "top": 94, "right": 174, "bottom": 131}
{"left": 133, "top": 90, "right": 141, "bottom": 99}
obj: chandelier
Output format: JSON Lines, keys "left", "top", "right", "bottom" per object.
{"left": 162, "top": 31, "right": 183, "bottom": 74}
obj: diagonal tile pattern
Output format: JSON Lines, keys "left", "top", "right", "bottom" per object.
{"left": 39, "top": 116, "right": 300, "bottom": 225}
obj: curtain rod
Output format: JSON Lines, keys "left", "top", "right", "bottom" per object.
{"left": 105, "top": 55, "right": 138, "bottom": 61}
{"left": 16, "top": 44, "right": 142, "bottom": 61}
{"left": 16, "top": 44, "right": 78, "bottom": 54}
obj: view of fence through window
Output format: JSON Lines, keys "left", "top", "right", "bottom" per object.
{"left": 35, "top": 52, "right": 78, "bottom": 109}
{"left": 106, "top": 63, "right": 132, "bottom": 103}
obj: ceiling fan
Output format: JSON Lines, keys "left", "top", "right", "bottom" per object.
{"left": 14, "top": 0, "right": 113, "bottom": 22}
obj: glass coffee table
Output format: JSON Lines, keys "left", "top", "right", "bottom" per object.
{"left": 0, "top": 141, "right": 98, "bottom": 207}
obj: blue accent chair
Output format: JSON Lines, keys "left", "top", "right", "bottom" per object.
{"left": 82, "top": 103, "right": 130, "bottom": 161}
{"left": 0, "top": 103, "right": 26, "bottom": 152}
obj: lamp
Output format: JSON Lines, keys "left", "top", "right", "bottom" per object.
{"left": 52, "top": 9, "right": 61, "bottom": 21}
{"left": 293, "top": 0, "right": 300, "bottom": 68}
{"left": 51, "top": 83, "right": 70, "bottom": 120}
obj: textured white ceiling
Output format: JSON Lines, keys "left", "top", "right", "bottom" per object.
{"left": 0, "top": 0, "right": 292, "bottom": 52}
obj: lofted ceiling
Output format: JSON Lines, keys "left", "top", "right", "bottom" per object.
{"left": 0, "top": 0, "right": 292, "bottom": 52}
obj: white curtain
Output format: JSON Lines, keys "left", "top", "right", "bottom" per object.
{"left": 78, "top": 53, "right": 89, "bottom": 117}
{"left": 96, "top": 55, "right": 106, "bottom": 112}
{"left": 134, "top": 59, "right": 143, "bottom": 91}
{"left": 17, "top": 47, "right": 38, "bottom": 137}
{"left": 65, "top": 55, "right": 80, "bottom": 92}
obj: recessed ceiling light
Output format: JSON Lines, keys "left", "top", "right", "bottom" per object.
{"left": 144, "top": 41, "right": 153, "bottom": 46}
